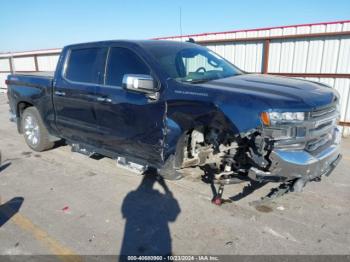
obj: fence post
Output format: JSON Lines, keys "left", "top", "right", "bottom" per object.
{"left": 34, "top": 55, "right": 39, "bottom": 71}
{"left": 262, "top": 39, "right": 270, "bottom": 74}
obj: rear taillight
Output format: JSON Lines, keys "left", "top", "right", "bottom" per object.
{"left": 5, "top": 79, "right": 9, "bottom": 85}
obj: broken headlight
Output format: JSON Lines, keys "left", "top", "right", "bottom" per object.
{"left": 261, "top": 112, "right": 305, "bottom": 126}
{"left": 261, "top": 111, "right": 307, "bottom": 148}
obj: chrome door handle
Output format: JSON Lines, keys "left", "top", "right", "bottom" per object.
{"left": 96, "top": 97, "right": 112, "bottom": 103}
{"left": 54, "top": 91, "right": 66, "bottom": 96}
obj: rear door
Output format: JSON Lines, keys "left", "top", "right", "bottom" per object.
{"left": 94, "top": 46, "right": 166, "bottom": 165}
{"left": 53, "top": 46, "right": 106, "bottom": 146}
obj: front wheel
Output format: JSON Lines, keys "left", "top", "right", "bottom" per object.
{"left": 21, "top": 107, "right": 54, "bottom": 152}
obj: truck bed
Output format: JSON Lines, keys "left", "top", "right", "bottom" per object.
{"left": 12, "top": 71, "right": 55, "bottom": 78}
{"left": 7, "top": 72, "right": 54, "bottom": 88}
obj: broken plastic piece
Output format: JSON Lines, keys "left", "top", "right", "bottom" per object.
{"left": 62, "top": 206, "right": 69, "bottom": 212}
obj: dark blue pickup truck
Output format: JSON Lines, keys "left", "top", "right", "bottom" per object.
{"left": 6, "top": 40, "right": 342, "bottom": 194}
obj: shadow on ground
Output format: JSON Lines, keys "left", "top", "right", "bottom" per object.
{"left": 119, "top": 170, "right": 181, "bottom": 258}
{"left": 0, "top": 197, "right": 24, "bottom": 227}
{"left": 229, "top": 181, "right": 268, "bottom": 201}
{"left": 201, "top": 165, "right": 268, "bottom": 203}
{"left": 0, "top": 162, "right": 11, "bottom": 172}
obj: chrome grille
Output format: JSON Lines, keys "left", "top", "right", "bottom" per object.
{"left": 310, "top": 104, "right": 336, "bottom": 119}
{"left": 306, "top": 133, "right": 332, "bottom": 152}
{"left": 306, "top": 104, "right": 338, "bottom": 152}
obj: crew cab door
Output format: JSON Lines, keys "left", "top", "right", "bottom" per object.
{"left": 94, "top": 46, "right": 165, "bottom": 165}
{"left": 53, "top": 47, "right": 106, "bottom": 146}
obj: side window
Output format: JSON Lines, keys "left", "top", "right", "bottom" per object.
{"left": 65, "top": 48, "right": 102, "bottom": 84}
{"left": 105, "top": 47, "right": 150, "bottom": 86}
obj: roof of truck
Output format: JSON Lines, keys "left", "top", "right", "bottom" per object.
{"left": 64, "top": 39, "right": 197, "bottom": 49}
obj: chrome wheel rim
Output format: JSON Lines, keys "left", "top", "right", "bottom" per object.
{"left": 24, "top": 115, "right": 40, "bottom": 146}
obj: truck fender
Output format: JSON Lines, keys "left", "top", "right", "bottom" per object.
{"left": 163, "top": 107, "right": 240, "bottom": 168}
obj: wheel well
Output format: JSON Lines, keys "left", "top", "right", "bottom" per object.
{"left": 17, "top": 101, "right": 33, "bottom": 133}
{"left": 17, "top": 102, "right": 33, "bottom": 117}
{"left": 173, "top": 124, "right": 239, "bottom": 169}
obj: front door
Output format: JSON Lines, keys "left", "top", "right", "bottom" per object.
{"left": 94, "top": 46, "right": 165, "bottom": 165}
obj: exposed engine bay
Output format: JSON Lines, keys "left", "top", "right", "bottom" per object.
{"left": 177, "top": 119, "right": 341, "bottom": 187}
{"left": 172, "top": 123, "right": 341, "bottom": 205}
{"left": 177, "top": 127, "right": 272, "bottom": 185}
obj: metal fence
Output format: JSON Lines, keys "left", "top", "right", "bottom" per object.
{"left": 0, "top": 49, "right": 61, "bottom": 91}
{"left": 156, "top": 20, "right": 350, "bottom": 134}
{"left": 1, "top": 20, "right": 350, "bottom": 134}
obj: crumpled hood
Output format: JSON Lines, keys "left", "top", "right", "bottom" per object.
{"left": 202, "top": 74, "right": 338, "bottom": 109}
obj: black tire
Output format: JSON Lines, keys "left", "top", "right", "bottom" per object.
{"left": 21, "top": 107, "right": 54, "bottom": 152}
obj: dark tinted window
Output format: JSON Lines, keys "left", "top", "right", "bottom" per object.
{"left": 65, "top": 48, "right": 102, "bottom": 84}
{"left": 143, "top": 44, "right": 242, "bottom": 83}
{"left": 106, "top": 47, "right": 150, "bottom": 86}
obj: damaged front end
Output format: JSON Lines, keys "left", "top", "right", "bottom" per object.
{"left": 251, "top": 103, "right": 342, "bottom": 191}
{"left": 176, "top": 103, "right": 342, "bottom": 193}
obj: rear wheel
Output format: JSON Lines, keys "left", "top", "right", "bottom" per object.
{"left": 21, "top": 107, "right": 54, "bottom": 152}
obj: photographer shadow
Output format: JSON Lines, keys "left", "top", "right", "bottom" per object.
{"left": 120, "top": 170, "right": 180, "bottom": 258}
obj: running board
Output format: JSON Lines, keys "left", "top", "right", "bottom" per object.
{"left": 70, "top": 143, "right": 147, "bottom": 174}
{"left": 116, "top": 157, "right": 147, "bottom": 174}
{"left": 71, "top": 143, "right": 97, "bottom": 157}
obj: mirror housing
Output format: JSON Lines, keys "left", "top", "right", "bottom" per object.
{"left": 122, "top": 74, "right": 157, "bottom": 94}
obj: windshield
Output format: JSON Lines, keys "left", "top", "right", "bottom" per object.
{"left": 144, "top": 43, "right": 243, "bottom": 83}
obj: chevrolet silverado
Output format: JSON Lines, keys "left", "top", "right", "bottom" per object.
{"left": 6, "top": 40, "right": 342, "bottom": 195}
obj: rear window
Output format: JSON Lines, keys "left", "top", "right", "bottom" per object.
{"left": 65, "top": 48, "right": 102, "bottom": 84}
{"left": 105, "top": 47, "right": 150, "bottom": 87}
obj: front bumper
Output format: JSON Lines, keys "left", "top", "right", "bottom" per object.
{"left": 269, "top": 144, "right": 341, "bottom": 180}
{"left": 249, "top": 128, "right": 342, "bottom": 182}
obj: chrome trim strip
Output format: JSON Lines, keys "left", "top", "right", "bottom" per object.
{"left": 314, "top": 114, "right": 337, "bottom": 127}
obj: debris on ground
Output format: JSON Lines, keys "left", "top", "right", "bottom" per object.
{"left": 276, "top": 206, "right": 285, "bottom": 211}
{"left": 62, "top": 206, "right": 69, "bottom": 212}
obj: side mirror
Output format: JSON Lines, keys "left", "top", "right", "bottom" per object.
{"left": 122, "top": 74, "right": 157, "bottom": 94}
